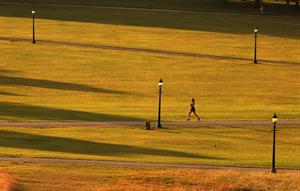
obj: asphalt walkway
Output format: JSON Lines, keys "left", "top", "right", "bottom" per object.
{"left": 0, "top": 121, "right": 299, "bottom": 170}
{"left": 0, "top": 121, "right": 299, "bottom": 127}
{"left": 0, "top": 156, "right": 299, "bottom": 171}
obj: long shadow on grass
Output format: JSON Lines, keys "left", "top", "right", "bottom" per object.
{"left": 0, "top": 102, "right": 141, "bottom": 121}
{"left": 0, "top": 68, "right": 19, "bottom": 74}
{"left": 0, "top": 91, "right": 25, "bottom": 96}
{"left": 0, "top": 130, "right": 222, "bottom": 159}
{"left": 0, "top": 1, "right": 299, "bottom": 39}
{"left": 0, "top": 74, "right": 128, "bottom": 94}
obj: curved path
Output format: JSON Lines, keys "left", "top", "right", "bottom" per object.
{"left": 0, "top": 121, "right": 299, "bottom": 171}
{"left": 0, "top": 156, "right": 299, "bottom": 171}
{"left": 0, "top": 121, "right": 299, "bottom": 127}
{"left": 0, "top": 37, "right": 299, "bottom": 65}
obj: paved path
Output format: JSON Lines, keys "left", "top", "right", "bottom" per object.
{"left": 0, "top": 37, "right": 299, "bottom": 65}
{"left": 0, "top": 156, "right": 298, "bottom": 171}
{"left": 0, "top": 121, "right": 299, "bottom": 128}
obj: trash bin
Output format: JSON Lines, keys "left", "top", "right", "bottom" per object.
{"left": 145, "top": 121, "right": 151, "bottom": 130}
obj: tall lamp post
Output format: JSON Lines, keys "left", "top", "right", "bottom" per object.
{"left": 32, "top": 9, "right": 36, "bottom": 44}
{"left": 157, "top": 78, "right": 163, "bottom": 128}
{"left": 271, "top": 113, "right": 278, "bottom": 173}
{"left": 254, "top": 27, "right": 258, "bottom": 64}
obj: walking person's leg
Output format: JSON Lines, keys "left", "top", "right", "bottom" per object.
{"left": 193, "top": 111, "right": 200, "bottom": 121}
{"left": 187, "top": 111, "right": 192, "bottom": 121}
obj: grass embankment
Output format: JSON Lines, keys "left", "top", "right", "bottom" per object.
{"left": 1, "top": 161, "right": 299, "bottom": 191}
{"left": 0, "top": 2, "right": 299, "bottom": 121}
{"left": 0, "top": 126, "right": 299, "bottom": 168}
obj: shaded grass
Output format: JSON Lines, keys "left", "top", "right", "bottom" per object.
{"left": 1, "top": 161, "right": 299, "bottom": 191}
{"left": 0, "top": 74, "right": 129, "bottom": 94}
{"left": 0, "top": 91, "right": 24, "bottom": 97}
{"left": 0, "top": 2, "right": 300, "bottom": 40}
{"left": 0, "top": 126, "right": 299, "bottom": 168}
{"left": 0, "top": 102, "right": 141, "bottom": 121}
{"left": 0, "top": 129, "right": 210, "bottom": 159}
{"left": 1, "top": 0, "right": 299, "bottom": 14}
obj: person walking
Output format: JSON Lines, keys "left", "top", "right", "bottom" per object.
{"left": 187, "top": 98, "right": 200, "bottom": 121}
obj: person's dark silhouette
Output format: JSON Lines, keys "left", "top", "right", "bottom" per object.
{"left": 187, "top": 98, "right": 200, "bottom": 121}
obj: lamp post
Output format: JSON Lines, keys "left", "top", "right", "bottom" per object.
{"left": 157, "top": 78, "right": 163, "bottom": 128}
{"left": 32, "top": 9, "right": 36, "bottom": 44}
{"left": 254, "top": 27, "right": 258, "bottom": 64}
{"left": 271, "top": 113, "right": 278, "bottom": 173}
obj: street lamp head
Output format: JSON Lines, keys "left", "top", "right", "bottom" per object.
{"left": 158, "top": 78, "right": 163, "bottom": 87}
{"left": 254, "top": 27, "right": 258, "bottom": 33}
{"left": 272, "top": 113, "right": 278, "bottom": 124}
{"left": 32, "top": 9, "right": 36, "bottom": 14}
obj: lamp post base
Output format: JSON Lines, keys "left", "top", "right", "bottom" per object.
{"left": 254, "top": 60, "right": 257, "bottom": 64}
{"left": 157, "top": 123, "right": 162, "bottom": 128}
{"left": 271, "top": 168, "right": 277, "bottom": 173}
{"left": 32, "top": 40, "right": 36, "bottom": 44}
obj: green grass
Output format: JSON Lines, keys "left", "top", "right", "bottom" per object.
{"left": 0, "top": 126, "right": 299, "bottom": 168}
{"left": 0, "top": 1, "right": 299, "bottom": 121}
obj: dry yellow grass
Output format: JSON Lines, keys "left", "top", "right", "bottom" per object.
{"left": 96, "top": 169, "right": 300, "bottom": 191}
{"left": 1, "top": 161, "right": 299, "bottom": 191}
{"left": 0, "top": 172, "right": 13, "bottom": 191}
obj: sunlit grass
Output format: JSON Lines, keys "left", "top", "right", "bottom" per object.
{"left": 0, "top": 126, "right": 299, "bottom": 168}
{"left": 1, "top": 161, "right": 299, "bottom": 191}
{"left": 0, "top": 171, "right": 13, "bottom": 191}
{"left": 0, "top": 3, "right": 299, "bottom": 62}
{"left": 0, "top": 2, "right": 299, "bottom": 121}
{"left": 0, "top": 2, "right": 299, "bottom": 191}
{"left": 0, "top": 39, "right": 299, "bottom": 121}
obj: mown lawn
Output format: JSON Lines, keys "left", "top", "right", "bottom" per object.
{"left": 1, "top": 0, "right": 299, "bottom": 12}
{"left": 0, "top": 2, "right": 299, "bottom": 191}
{"left": 0, "top": 40, "right": 299, "bottom": 121}
{"left": 0, "top": 126, "right": 299, "bottom": 168}
{"left": 0, "top": 1, "right": 299, "bottom": 121}
{"left": 1, "top": 161, "right": 299, "bottom": 191}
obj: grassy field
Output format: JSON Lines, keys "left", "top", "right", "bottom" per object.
{"left": 0, "top": 1, "right": 299, "bottom": 190}
{"left": 0, "top": 125, "right": 299, "bottom": 168}
{"left": 0, "top": 171, "right": 12, "bottom": 191}
{"left": 1, "top": 161, "right": 299, "bottom": 191}
{"left": 1, "top": 0, "right": 299, "bottom": 12}
{"left": 0, "top": 1, "right": 299, "bottom": 121}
